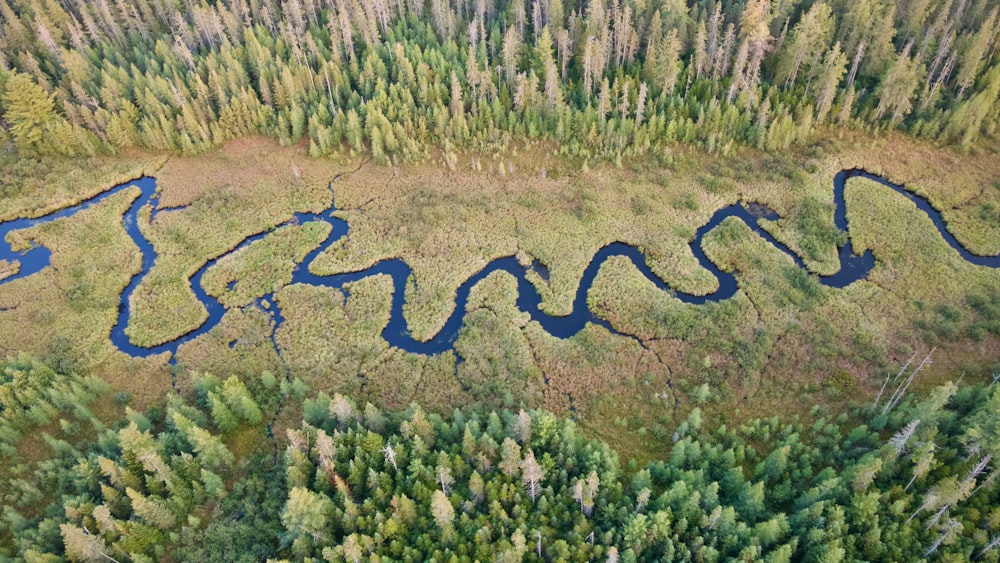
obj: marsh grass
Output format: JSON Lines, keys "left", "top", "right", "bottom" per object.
{"left": 0, "top": 259, "right": 18, "bottom": 280}
{"left": 311, "top": 150, "right": 726, "bottom": 340}
{"left": 843, "top": 175, "right": 1000, "bottom": 370}
{"left": 0, "top": 151, "right": 164, "bottom": 221}
{"left": 271, "top": 275, "right": 466, "bottom": 411}
{"left": 274, "top": 278, "right": 392, "bottom": 391}
{"left": 125, "top": 140, "right": 337, "bottom": 346}
{"left": 454, "top": 271, "right": 545, "bottom": 409}
{"left": 175, "top": 306, "right": 284, "bottom": 381}
{"left": 201, "top": 222, "right": 331, "bottom": 308}
{"left": 844, "top": 176, "right": 999, "bottom": 304}
{"left": 584, "top": 176, "right": 1000, "bottom": 441}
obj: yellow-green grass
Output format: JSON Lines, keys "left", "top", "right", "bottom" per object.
{"left": 454, "top": 270, "right": 546, "bottom": 408}
{"left": 274, "top": 277, "right": 393, "bottom": 391}
{"left": 200, "top": 221, "right": 332, "bottom": 308}
{"left": 695, "top": 148, "right": 847, "bottom": 275}
{"left": 125, "top": 139, "right": 340, "bottom": 346}
{"left": 584, "top": 177, "right": 1000, "bottom": 411}
{"left": 698, "top": 217, "right": 901, "bottom": 381}
{"left": 312, "top": 149, "right": 730, "bottom": 341}
{"left": 174, "top": 306, "right": 284, "bottom": 383}
{"left": 272, "top": 276, "right": 468, "bottom": 411}
{"left": 587, "top": 254, "right": 756, "bottom": 341}
{"left": 829, "top": 129, "right": 1000, "bottom": 255}
{"left": 843, "top": 175, "right": 1000, "bottom": 359}
{"left": 0, "top": 188, "right": 141, "bottom": 358}
{"left": 0, "top": 188, "right": 173, "bottom": 406}
{"left": 845, "top": 175, "right": 1000, "bottom": 298}
{"left": 0, "top": 151, "right": 165, "bottom": 221}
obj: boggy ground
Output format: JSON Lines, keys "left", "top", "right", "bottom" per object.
{"left": 0, "top": 132, "right": 998, "bottom": 462}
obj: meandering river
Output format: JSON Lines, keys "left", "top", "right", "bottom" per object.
{"left": 0, "top": 169, "right": 997, "bottom": 359}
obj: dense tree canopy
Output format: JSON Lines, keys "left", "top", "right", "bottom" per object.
{"left": 0, "top": 0, "right": 998, "bottom": 162}
{"left": 2, "top": 356, "right": 1000, "bottom": 560}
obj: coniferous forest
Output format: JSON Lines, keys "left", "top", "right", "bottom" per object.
{"left": 3, "top": 356, "right": 1000, "bottom": 561}
{"left": 2, "top": 0, "right": 1000, "bottom": 561}
{"left": 0, "top": 0, "right": 998, "bottom": 162}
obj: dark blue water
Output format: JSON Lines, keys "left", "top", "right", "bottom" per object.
{"left": 1, "top": 169, "right": 996, "bottom": 360}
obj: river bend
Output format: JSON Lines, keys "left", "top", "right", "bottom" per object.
{"left": 0, "top": 169, "right": 996, "bottom": 359}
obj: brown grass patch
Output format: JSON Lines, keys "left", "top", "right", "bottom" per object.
{"left": 0, "top": 259, "right": 18, "bottom": 281}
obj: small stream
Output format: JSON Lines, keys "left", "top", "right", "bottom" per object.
{"left": 0, "top": 169, "right": 996, "bottom": 360}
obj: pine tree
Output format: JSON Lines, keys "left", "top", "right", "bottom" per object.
{"left": 282, "top": 486, "right": 334, "bottom": 543}
{"left": 208, "top": 391, "right": 238, "bottom": 432}
{"left": 430, "top": 489, "right": 454, "bottom": 532}
{"left": 60, "top": 524, "right": 119, "bottom": 563}
{"left": 221, "top": 376, "right": 262, "bottom": 425}
{"left": 733, "top": 0, "right": 773, "bottom": 102}
{"left": 126, "top": 487, "right": 177, "bottom": 530}
{"left": 535, "top": 26, "right": 562, "bottom": 112}
{"left": 774, "top": 2, "right": 833, "bottom": 88}
{"left": 874, "top": 43, "right": 922, "bottom": 122}
{"left": 171, "top": 412, "right": 234, "bottom": 469}
{"left": 514, "top": 409, "right": 532, "bottom": 443}
{"left": 814, "top": 42, "right": 847, "bottom": 123}
{"left": 954, "top": 8, "right": 998, "bottom": 97}
{"left": 499, "top": 437, "right": 521, "bottom": 476}
{"left": 2, "top": 73, "right": 55, "bottom": 153}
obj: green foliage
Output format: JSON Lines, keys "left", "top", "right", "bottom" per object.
{"left": 1, "top": 73, "right": 54, "bottom": 153}
{"left": 966, "top": 290, "right": 1000, "bottom": 340}
{"left": 0, "top": 72, "right": 95, "bottom": 157}
{"left": 3, "top": 354, "right": 999, "bottom": 560}
{"left": 795, "top": 196, "right": 847, "bottom": 262}
{"left": 670, "top": 192, "right": 700, "bottom": 212}
{"left": 0, "top": 0, "right": 997, "bottom": 163}
{"left": 822, "top": 369, "right": 857, "bottom": 398}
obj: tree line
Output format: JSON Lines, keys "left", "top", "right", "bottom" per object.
{"left": 0, "top": 0, "right": 998, "bottom": 164}
{"left": 2, "top": 354, "right": 1000, "bottom": 560}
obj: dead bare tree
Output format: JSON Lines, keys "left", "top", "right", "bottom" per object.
{"left": 881, "top": 349, "right": 935, "bottom": 417}
{"left": 872, "top": 352, "right": 916, "bottom": 412}
{"left": 980, "top": 535, "right": 1000, "bottom": 558}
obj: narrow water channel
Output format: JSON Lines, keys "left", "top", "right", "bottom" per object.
{"left": 0, "top": 169, "right": 996, "bottom": 359}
